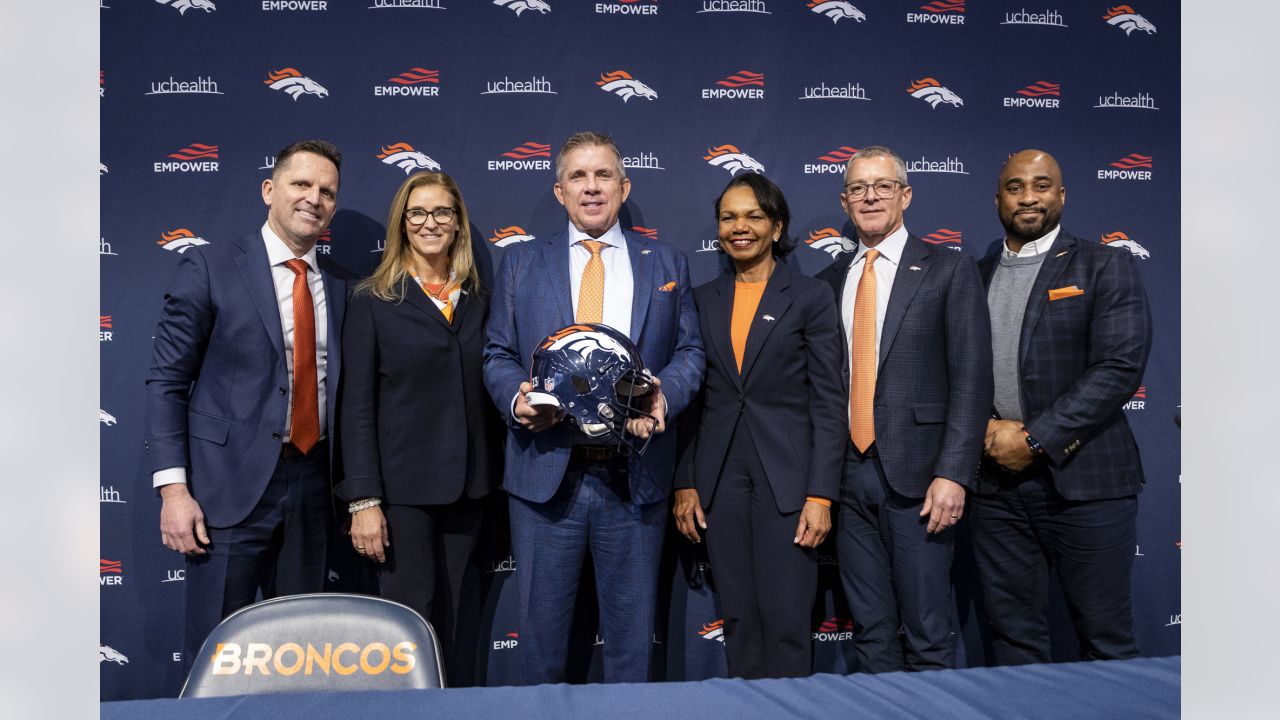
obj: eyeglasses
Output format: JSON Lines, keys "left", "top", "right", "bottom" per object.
{"left": 843, "top": 180, "right": 903, "bottom": 200}
{"left": 405, "top": 207, "right": 456, "bottom": 226}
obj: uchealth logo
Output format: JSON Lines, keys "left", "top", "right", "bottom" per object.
{"left": 158, "top": 228, "right": 210, "bottom": 254}
{"left": 698, "top": 0, "right": 769, "bottom": 13}
{"left": 101, "top": 559, "right": 123, "bottom": 586}
{"left": 622, "top": 151, "right": 664, "bottom": 171}
{"left": 806, "top": 228, "right": 857, "bottom": 258}
{"left": 799, "top": 80, "right": 868, "bottom": 101}
{"left": 489, "top": 142, "right": 551, "bottom": 171}
{"left": 489, "top": 226, "right": 536, "bottom": 247}
{"left": 156, "top": 0, "right": 216, "bottom": 15}
{"left": 100, "top": 237, "right": 117, "bottom": 256}
{"left": 905, "top": 154, "right": 967, "bottom": 174}
{"left": 908, "top": 0, "right": 964, "bottom": 24}
{"left": 100, "top": 315, "right": 113, "bottom": 342}
{"left": 264, "top": 68, "right": 328, "bottom": 101}
{"left": 147, "top": 74, "right": 221, "bottom": 96}
{"left": 596, "top": 71, "right": 657, "bottom": 103}
{"left": 703, "top": 70, "right": 764, "bottom": 100}
{"left": 908, "top": 77, "right": 963, "bottom": 108}
{"left": 1098, "top": 153, "right": 1152, "bottom": 181}
{"left": 1095, "top": 91, "right": 1157, "bottom": 111}
{"left": 495, "top": 0, "right": 550, "bottom": 16}
{"left": 100, "top": 645, "right": 128, "bottom": 665}
{"left": 100, "top": 409, "right": 117, "bottom": 426}
{"left": 375, "top": 68, "right": 439, "bottom": 97}
{"left": 813, "top": 617, "right": 854, "bottom": 642}
{"left": 1101, "top": 231, "right": 1150, "bottom": 259}
{"left": 1125, "top": 385, "right": 1146, "bottom": 411}
{"left": 209, "top": 641, "right": 418, "bottom": 676}
{"left": 1103, "top": 5, "right": 1156, "bottom": 35}
{"left": 378, "top": 143, "right": 441, "bottom": 174}
{"left": 697, "top": 619, "right": 725, "bottom": 643}
{"left": 596, "top": 0, "right": 657, "bottom": 15}
{"left": 631, "top": 226, "right": 658, "bottom": 241}
{"left": 922, "top": 228, "right": 963, "bottom": 251}
{"left": 155, "top": 144, "right": 220, "bottom": 173}
{"left": 1004, "top": 81, "right": 1060, "bottom": 109}
{"left": 101, "top": 485, "right": 126, "bottom": 504}
{"left": 1001, "top": 8, "right": 1066, "bottom": 27}
{"left": 805, "top": 146, "right": 858, "bottom": 175}
{"left": 493, "top": 632, "right": 519, "bottom": 650}
{"left": 703, "top": 145, "right": 765, "bottom": 176}
{"left": 807, "top": 1, "right": 865, "bottom": 24}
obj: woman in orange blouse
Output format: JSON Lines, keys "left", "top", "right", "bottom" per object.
{"left": 673, "top": 173, "right": 846, "bottom": 678}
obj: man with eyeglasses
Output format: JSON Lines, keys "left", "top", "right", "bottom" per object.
{"left": 816, "top": 145, "right": 992, "bottom": 672}
{"left": 972, "top": 149, "right": 1151, "bottom": 665}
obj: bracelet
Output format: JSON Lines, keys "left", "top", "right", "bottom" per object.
{"left": 348, "top": 497, "right": 382, "bottom": 514}
{"left": 1022, "top": 430, "right": 1045, "bottom": 456}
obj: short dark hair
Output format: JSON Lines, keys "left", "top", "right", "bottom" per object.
{"left": 713, "top": 172, "right": 794, "bottom": 258}
{"left": 273, "top": 139, "right": 342, "bottom": 177}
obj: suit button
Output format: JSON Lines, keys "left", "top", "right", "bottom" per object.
{"left": 272, "top": 432, "right": 282, "bottom": 440}
{"left": 279, "top": 387, "right": 287, "bottom": 396}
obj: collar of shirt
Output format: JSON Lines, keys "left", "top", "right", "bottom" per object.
{"left": 567, "top": 220, "right": 628, "bottom": 253}
{"left": 1002, "top": 225, "right": 1060, "bottom": 258}
{"left": 854, "top": 224, "right": 909, "bottom": 268}
{"left": 261, "top": 221, "right": 320, "bottom": 272}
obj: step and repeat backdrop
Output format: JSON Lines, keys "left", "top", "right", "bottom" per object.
{"left": 100, "top": 0, "right": 1179, "bottom": 700}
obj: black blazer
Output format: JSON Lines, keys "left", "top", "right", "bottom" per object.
{"left": 675, "top": 263, "right": 846, "bottom": 513}
{"left": 337, "top": 277, "right": 500, "bottom": 506}
{"left": 977, "top": 229, "right": 1152, "bottom": 501}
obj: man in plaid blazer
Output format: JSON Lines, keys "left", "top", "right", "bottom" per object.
{"left": 975, "top": 149, "right": 1153, "bottom": 665}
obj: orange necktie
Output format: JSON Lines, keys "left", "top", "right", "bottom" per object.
{"left": 849, "top": 249, "right": 879, "bottom": 452}
{"left": 285, "top": 259, "right": 319, "bottom": 454}
{"left": 576, "top": 240, "right": 606, "bottom": 323}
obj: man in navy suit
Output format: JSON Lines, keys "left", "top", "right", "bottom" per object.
{"left": 483, "top": 131, "right": 704, "bottom": 684}
{"left": 816, "top": 145, "right": 992, "bottom": 672}
{"left": 146, "top": 140, "right": 346, "bottom": 672}
{"left": 974, "top": 149, "right": 1151, "bottom": 664}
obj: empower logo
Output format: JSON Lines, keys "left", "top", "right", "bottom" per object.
{"left": 493, "top": 632, "right": 519, "bottom": 650}
{"left": 264, "top": 68, "right": 328, "bottom": 100}
{"left": 1095, "top": 91, "right": 1157, "bottom": 110}
{"left": 1004, "top": 81, "right": 1060, "bottom": 108}
{"left": 908, "top": 77, "right": 963, "bottom": 108}
{"left": 804, "top": 146, "right": 858, "bottom": 175}
{"left": 806, "top": 228, "right": 857, "bottom": 257}
{"left": 155, "top": 144, "right": 220, "bottom": 172}
{"left": 1125, "top": 384, "right": 1146, "bottom": 411}
{"left": 315, "top": 228, "right": 332, "bottom": 256}
{"left": 378, "top": 143, "right": 441, "bottom": 174}
{"left": 100, "top": 315, "right": 113, "bottom": 342}
{"left": 494, "top": 0, "right": 550, "bottom": 16}
{"left": 489, "top": 142, "right": 551, "bottom": 171}
{"left": 807, "top": 1, "right": 865, "bottom": 24}
{"left": 697, "top": 619, "right": 725, "bottom": 643}
{"left": 489, "top": 226, "right": 536, "bottom": 247}
{"left": 813, "top": 617, "right": 854, "bottom": 641}
{"left": 596, "top": 0, "right": 657, "bottom": 14}
{"left": 908, "top": 0, "right": 963, "bottom": 24}
{"left": 596, "top": 71, "right": 657, "bottom": 102}
{"left": 262, "top": 1, "right": 329, "bottom": 10}
{"left": 1001, "top": 8, "right": 1066, "bottom": 27}
{"left": 703, "top": 71, "right": 764, "bottom": 100}
{"left": 101, "top": 559, "right": 123, "bottom": 586}
{"left": 1103, "top": 5, "right": 1156, "bottom": 35}
{"left": 1097, "top": 154, "right": 1152, "bottom": 180}
{"left": 1101, "top": 231, "right": 1150, "bottom": 258}
{"left": 158, "top": 228, "right": 210, "bottom": 253}
{"left": 209, "top": 642, "right": 418, "bottom": 676}
{"left": 631, "top": 226, "right": 658, "bottom": 240}
{"left": 703, "top": 145, "right": 765, "bottom": 176}
{"left": 922, "top": 228, "right": 963, "bottom": 250}
{"left": 100, "top": 645, "right": 128, "bottom": 665}
{"left": 156, "top": 0, "right": 215, "bottom": 15}
{"left": 375, "top": 68, "right": 440, "bottom": 97}
{"left": 100, "top": 409, "right": 117, "bottom": 426}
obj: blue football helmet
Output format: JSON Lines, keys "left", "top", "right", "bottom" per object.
{"left": 528, "top": 323, "right": 657, "bottom": 456}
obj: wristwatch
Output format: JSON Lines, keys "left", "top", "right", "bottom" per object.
{"left": 1022, "top": 430, "right": 1045, "bottom": 456}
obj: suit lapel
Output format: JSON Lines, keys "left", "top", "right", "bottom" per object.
{"left": 878, "top": 234, "right": 929, "bottom": 367}
{"left": 627, "top": 231, "right": 655, "bottom": 344}
{"left": 739, "top": 263, "right": 793, "bottom": 380}
{"left": 234, "top": 232, "right": 286, "bottom": 363}
{"left": 1019, "top": 229, "right": 1077, "bottom": 366}
{"left": 703, "top": 273, "right": 741, "bottom": 391}
{"left": 543, "top": 230, "right": 575, "bottom": 327}
{"left": 401, "top": 275, "right": 455, "bottom": 333}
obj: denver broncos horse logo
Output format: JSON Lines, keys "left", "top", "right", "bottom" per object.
{"left": 264, "top": 68, "right": 328, "bottom": 101}
{"left": 806, "top": 228, "right": 857, "bottom": 258}
{"left": 494, "top": 0, "right": 551, "bottom": 16}
{"left": 99, "top": 410, "right": 117, "bottom": 426}
{"left": 596, "top": 71, "right": 657, "bottom": 103}
{"left": 489, "top": 226, "right": 536, "bottom": 247}
{"left": 377, "top": 143, "right": 441, "bottom": 174}
{"left": 100, "top": 645, "right": 128, "bottom": 664}
{"left": 157, "top": 228, "right": 209, "bottom": 254}
{"left": 698, "top": 620, "right": 726, "bottom": 643}
{"left": 807, "top": 0, "right": 865, "bottom": 23}
{"left": 703, "top": 145, "right": 765, "bottom": 176}
{"left": 1103, "top": 5, "right": 1156, "bottom": 35}
{"left": 156, "top": 0, "right": 215, "bottom": 15}
{"left": 908, "top": 77, "right": 963, "bottom": 108}
{"left": 1101, "top": 231, "right": 1150, "bottom": 259}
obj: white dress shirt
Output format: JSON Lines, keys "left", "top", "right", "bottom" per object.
{"left": 840, "top": 225, "right": 910, "bottom": 363}
{"left": 153, "top": 223, "right": 329, "bottom": 488}
{"left": 1002, "top": 225, "right": 1060, "bottom": 258}
{"left": 567, "top": 220, "right": 634, "bottom": 338}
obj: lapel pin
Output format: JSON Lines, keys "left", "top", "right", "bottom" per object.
{"left": 1055, "top": 251, "right": 1068, "bottom": 257}
{"left": 762, "top": 314, "right": 775, "bottom": 322}
{"left": 908, "top": 265, "right": 922, "bottom": 271}
{"left": 640, "top": 249, "right": 652, "bottom": 255}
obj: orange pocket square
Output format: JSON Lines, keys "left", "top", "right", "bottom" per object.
{"left": 1048, "top": 285, "right": 1085, "bottom": 301}
{"left": 658, "top": 281, "right": 676, "bottom": 292}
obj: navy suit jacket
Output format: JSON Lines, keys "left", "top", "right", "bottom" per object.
{"left": 977, "top": 229, "right": 1152, "bottom": 501}
{"left": 337, "top": 279, "right": 501, "bottom": 506}
{"left": 816, "top": 234, "right": 993, "bottom": 498}
{"left": 146, "top": 231, "right": 346, "bottom": 528}
{"left": 675, "top": 263, "right": 846, "bottom": 513}
{"left": 482, "top": 228, "right": 705, "bottom": 505}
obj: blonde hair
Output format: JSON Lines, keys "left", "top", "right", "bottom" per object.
{"left": 356, "top": 171, "right": 479, "bottom": 301}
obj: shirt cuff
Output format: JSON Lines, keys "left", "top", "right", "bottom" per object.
{"left": 153, "top": 467, "right": 187, "bottom": 489}
{"left": 805, "top": 496, "right": 832, "bottom": 508}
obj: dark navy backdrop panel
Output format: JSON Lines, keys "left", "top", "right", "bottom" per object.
{"left": 100, "top": 1, "right": 1179, "bottom": 699}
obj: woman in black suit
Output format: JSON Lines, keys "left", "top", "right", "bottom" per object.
{"left": 338, "top": 171, "right": 501, "bottom": 675}
{"left": 673, "top": 173, "right": 846, "bottom": 679}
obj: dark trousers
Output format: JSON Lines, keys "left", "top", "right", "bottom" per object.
{"left": 183, "top": 445, "right": 332, "bottom": 672}
{"left": 378, "top": 497, "right": 483, "bottom": 682}
{"left": 703, "top": 424, "right": 816, "bottom": 679}
{"left": 508, "top": 456, "right": 666, "bottom": 685}
{"left": 837, "top": 444, "right": 956, "bottom": 672}
{"left": 969, "top": 470, "right": 1139, "bottom": 665}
